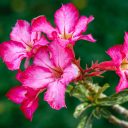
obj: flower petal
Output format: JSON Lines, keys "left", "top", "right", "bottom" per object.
{"left": 49, "top": 40, "right": 74, "bottom": 68}
{"left": 116, "top": 71, "right": 128, "bottom": 92}
{"left": 17, "top": 66, "right": 54, "bottom": 89}
{"left": 20, "top": 97, "right": 39, "bottom": 121}
{"left": 44, "top": 81, "right": 66, "bottom": 110}
{"left": 0, "top": 41, "right": 27, "bottom": 70}
{"left": 106, "top": 45, "right": 123, "bottom": 66}
{"left": 75, "top": 34, "right": 96, "bottom": 43}
{"left": 73, "top": 16, "right": 94, "bottom": 36}
{"left": 10, "top": 20, "right": 31, "bottom": 47}
{"left": 32, "top": 15, "right": 56, "bottom": 39}
{"left": 123, "top": 32, "right": 128, "bottom": 55}
{"left": 31, "top": 36, "right": 49, "bottom": 55}
{"left": 54, "top": 3, "right": 79, "bottom": 34}
{"left": 61, "top": 63, "right": 80, "bottom": 85}
{"left": 34, "top": 47, "right": 54, "bottom": 69}
{"left": 6, "top": 86, "right": 27, "bottom": 104}
{"left": 33, "top": 35, "right": 49, "bottom": 46}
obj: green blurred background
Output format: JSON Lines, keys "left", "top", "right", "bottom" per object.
{"left": 0, "top": 0, "right": 128, "bottom": 128}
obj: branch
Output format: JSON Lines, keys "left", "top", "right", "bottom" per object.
{"left": 109, "top": 115, "right": 128, "bottom": 128}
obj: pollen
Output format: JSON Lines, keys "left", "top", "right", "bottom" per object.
{"left": 121, "top": 58, "right": 128, "bottom": 70}
{"left": 61, "top": 32, "right": 72, "bottom": 40}
{"left": 26, "top": 43, "right": 33, "bottom": 52}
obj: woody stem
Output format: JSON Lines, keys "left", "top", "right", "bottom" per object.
{"left": 109, "top": 115, "right": 128, "bottom": 128}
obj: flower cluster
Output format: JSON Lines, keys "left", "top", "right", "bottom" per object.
{"left": 0, "top": 3, "right": 95, "bottom": 120}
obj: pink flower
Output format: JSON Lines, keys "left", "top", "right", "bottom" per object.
{"left": 17, "top": 40, "right": 80, "bottom": 110}
{"left": 32, "top": 3, "right": 96, "bottom": 47}
{"left": 0, "top": 20, "right": 49, "bottom": 70}
{"left": 105, "top": 32, "right": 128, "bottom": 92}
{"left": 6, "top": 86, "right": 41, "bottom": 121}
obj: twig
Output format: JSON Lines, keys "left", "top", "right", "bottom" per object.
{"left": 109, "top": 115, "right": 128, "bottom": 128}
{"left": 113, "top": 104, "right": 128, "bottom": 119}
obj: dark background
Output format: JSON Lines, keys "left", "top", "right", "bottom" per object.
{"left": 0, "top": 0, "right": 128, "bottom": 128}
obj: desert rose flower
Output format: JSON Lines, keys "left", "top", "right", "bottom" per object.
{"left": 32, "top": 3, "right": 96, "bottom": 47}
{"left": 0, "top": 20, "right": 49, "bottom": 70}
{"left": 104, "top": 32, "right": 128, "bottom": 92}
{"left": 17, "top": 40, "right": 80, "bottom": 110}
{"left": 6, "top": 86, "right": 41, "bottom": 121}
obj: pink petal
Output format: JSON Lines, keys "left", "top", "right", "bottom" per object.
{"left": 76, "top": 34, "right": 96, "bottom": 43}
{"left": 106, "top": 45, "right": 123, "bottom": 66}
{"left": 17, "top": 66, "right": 54, "bottom": 89}
{"left": 54, "top": 3, "right": 79, "bottom": 34}
{"left": 0, "top": 41, "right": 27, "bottom": 70}
{"left": 44, "top": 81, "right": 66, "bottom": 110}
{"left": 115, "top": 69, "right": 128, "bottom": 92}
{"left": 123, "top": 32, "right": 128, "bottom": 55}
{"left": 73, "top": 16, "right": 94, "bottom": 36}
{"left": 116, "top": 77, "right": 128, "bottom": 93}
{"left": 6, "top": 86, "right": 27, "bottom": 104}
{"left": 61, "top": 63, "right": 80, "bottom": 85}
{"left": 49, "top": 40, "right": 74, "bottom": 68}
{"left": 30, "top": 31, "right": 41, "bottom": 43}
{"left": 20, "top": 97, "right": 39, "bottom": 121}
{"left": 34, "top": 47, "right": 54, "bottom": 69}
{"left": 33, "top": 35, "right": 49, "bottom": 46}
{"left": 31, "top": 36, "right": 49, "bottom": 55}
{"left": 32, "top": 15, "right": 56, "bottom": 39}
{"left": 10, "top": 20, "right": 31, "bottom": 47}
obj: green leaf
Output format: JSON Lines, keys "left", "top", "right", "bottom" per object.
{"left": 74, "top": 103, "right": 92, "bottom": 118}
{"left": 77, "top": 116, "right": 87, "bottom": 128}
{"left": 77, "top": 113, "right": 93, "bottom": 128}
{"left": 84, "top": 113, "right": 93, "bottom": 128}
{"left": 97, "top": 89, "right": 128, "bottom": 106}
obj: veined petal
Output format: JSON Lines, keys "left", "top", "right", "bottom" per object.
{"left": 49, "top": 40, "right": 74, "bottom": 68}
{"left": 44, "top": 81, "right": 66, "bottom": 110}
{"left": 73, "top": 16, "right": 94, "bottom": 36}
{"left": 20, "top": 97, "right": 39, "bottom": 121}
{"left": 54, "top": 3, "right": 79, "bottom": 34}
{"left": 76, "top": 34, "right": 96, "bottom": 43}
{"left": 61, "top": 63, "right": 80, "bottom": 85}
{"left": 32, "top": 15, "right": 56, "bottom": 39}
{"left": 0, "top": 41, "right": 27, "bottom": 70}
{"left": 106, "top": 45, "right": 123, "bottom": 66}
{"left": 17, "top": 66, "right": 54, "bottom": 89}
{"left": 34, "top": 47, "right": 54, "bottom": 69}
{"left": 6, "top": 86, "right": 27, "bottom": 104}
{"left": 10, "top": 20, "right": 31, "bottom": 47}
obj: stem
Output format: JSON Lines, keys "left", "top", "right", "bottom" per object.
{"left": 109, "top": 115, "right": 128, "bottom": 128}
{"left": 112, "top": 104, "right": 128, "bottom": 119}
